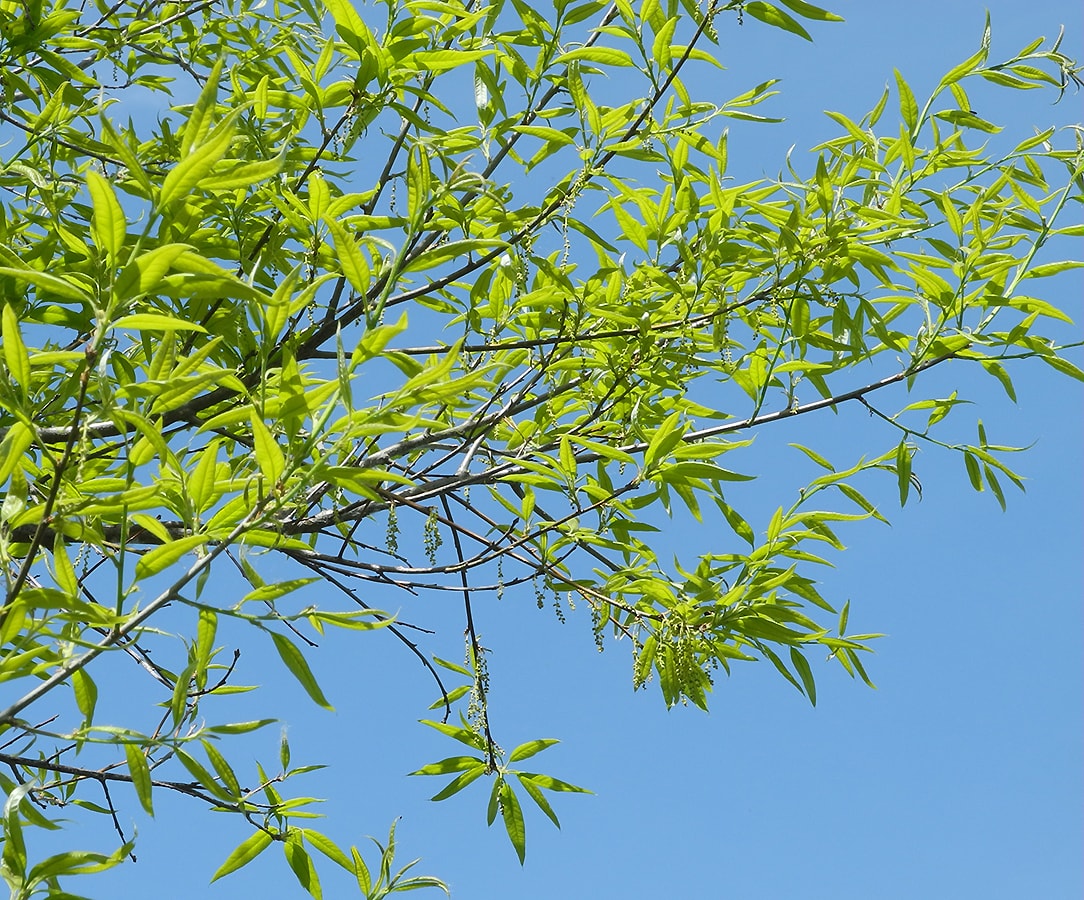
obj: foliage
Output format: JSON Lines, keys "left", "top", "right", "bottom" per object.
{"left": 0, "top": 0, "right": 1081, "bottom": 895}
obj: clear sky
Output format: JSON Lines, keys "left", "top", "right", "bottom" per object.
{"left": 69, "top": 2, "right": 1082, "bottom": 897}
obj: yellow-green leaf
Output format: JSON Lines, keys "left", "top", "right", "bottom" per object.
{"left": 1, "top": 304, "right": 30, "bottom": 389}
{"left": 324, "top": 217, "right": 370, "bottom": 295}
{"left": 124, "top": 743, "right": 154, "bottom": 815}
{"left": 87, "top": 170, "right": 126, "bottom": 262}
{"left": 211, "top": 829, "right": 274, "bottom": 882}
{"left": 112, "top": 314, "right": 207, "bottom": 333}
{"left": 160, "top": 107, "right": 245, "bottom": 208}
{"left": 135, "top": 534, "right": 208, "bottom": 579}
{"left": 271, "top": 632, "right": 333, "bottom": 710}
{"left": 250, "top": 413, "right": 286, "bottom": 484}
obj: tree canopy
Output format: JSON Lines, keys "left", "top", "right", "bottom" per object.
{"left": 0, "top": 0, "right": 1081, "bottom": 896}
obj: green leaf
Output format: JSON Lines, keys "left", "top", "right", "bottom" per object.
{"left": 895, "top": 440, "right": 912, "bottom": 506}
{"left": 160, "top": 107, "right": 245, "bottom": 207}
{"left": 124, "top": 743, "right": 154, "bottom": 816}
{"left": 323, "top": 0, "right": 372, "bottom": 57}
{"left": 508, "top": 739, "right": 559, "bottom": 763}
{"left": 112, "top": 314, "right": 207, "bottom": 333}
{"left": 1023, "top": 260, "right": 1084, "bottom": 279}
{"left": 894, "top": 69, "right": 918, "bottom": 134}
{"left": 410, "top": 755, "right": 486, "bottom": 776}
{"left": 324, "top": 217, "right": 371, "bottom": 295}
{"left": 419, "top": 719, "right": 487, "bottom": 751}
{"left": 556, "top": 47, "right": 636, "bottom": 67}
{"left": 410, "top": 49, "right": 490, "bottom": 73}
{"left": 428, "top": 764, "right": 488, "bottom": 801}
{"left": 963, "top": 451, "right": 983, "bottom": 492}
{"left": 250, "top": 412, "right": 286, "bottom": 484}
{"left": 175, "top": 748, "right": 236, "bottom": 802}
{"left": 188, "top": 440, "right": 221, "bottom": 515}
{"left": 112, "top": 243, "right": 191, "bottom": 300}
{"left": 515, "top": 775, "right": 560, "bottom": 829}
{"left": 515, "top": 773, "right": 591, "bottom": 794}
{"left": 644, "top": 411, "right": 685, "bottom": 472}
{"left": 211, "top": 829, "right": 274, "bottom": 882}
{"left": 134, "top": 534, "right": 208, "bottom": 579}
{"left": 203, "top": 739, "right": 241, "bottom": 798}
{"left": 486, "top": 777, "right": 501, "bottom": 826}
{"left": 271, "top": 632, "right": 334, "bottom": 710}
{"left": 0, "top": 421, "right": 33, "bottom": 487}
{"left": 71, "top": 669, "right": 97, "bottom": 722}
{"left": 0, "top": 267, "right": 91, "bottom": 302}
{"left": 499, "top": 780, "right": 526, "bottom": 864}
{"left": 301, "top": 830, "right": 354, "bottom": 873}
{"left": 87, "top": 170, "right": 126, "bottom": 261}
{"left": 789, "top": 647, "right": 817, "bottom": 706}
{"left": 1039, "top": 355, "right": 1084, "bottom": 382}
{"left": 776, "top": 0, "right": 843, "bottom": 21}
{"left": 744, "top": 2, "right": 814, "bottom": 41}
{"left": 1, "top": 303, "right": 30, "bottom": 390}
{"left": 284, "top": 832, "right": 322, "bottom": 899}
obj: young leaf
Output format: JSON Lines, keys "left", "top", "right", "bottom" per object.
{"left": 508, "top": 738, "right": 559, "bottom": 763}
{"left": 895, "top": 440, "right": 912, "bottom": 506}
{"left": 86, "top": 170, "right": 126, "bottom": 262}
{"left": 134, "top": 534, "right": 208, "bottom": 580}
{"left": 789, "top": 647, "right": 817, "bottom": 706}
{"left": 744, "top": 2, "right": 814, "bottom": 41}
{"left": 124, "top": 744, "right": 154, "bottom": 816}
{"left": 71, "top": 669, "right": 97, "bottom": 722}
{"left": 250, "top": 412, "right": 286, "bottom": 484}
{"left": 271, "top": 632, "right": 334, "bottom": 710}
{"left": 515, "top": 774, "right": 561, "bottom": 828}
{"left": 160, "top": 107, "right": 245, "bottom": 208}
{"left": 211, "top": 830, "right": 274, "bottom": 882}
{"left": 499, "top": 780, "right": 527, "bottom": 864}
{"left": 2, "top": 300, "right": 30, "bottom": 392}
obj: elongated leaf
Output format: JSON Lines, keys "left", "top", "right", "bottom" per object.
{"left": 896, "top": 440, "right": 912, "bottom": 506}
{"left": 745, "top": 2, "right": 813, "bottom": 41}
{"left": 0, "top": 267, "right": 90, "bottom": 302}
{"left": 789, "top": 647, "right": 817, "bottom": 706}
{"left": 515, "top": 775, "right": 560, "bottom": 828}
{"left": 429, "top": 764, "right": 488, "bottom": 801}
{"left": 284, "top": 833, "right": 322, "bottom": 899}
{"left": 211, "top": 829, "right": 274, "bottom": 882}
{"left": 410, "top": 755, "right": 486, "bottom": 776}
{"left": 301, "top": 829, "right": 353, "bottom": 872}
{"left": 324, "top": 217, "right": 370, "bottom": 295}
{"left": 250, "top": 412, "right": 286, "bottom": 484}
{"left": 556, "top": 47, "right": 636, "bottom": 67}
{"left": 895, "top": 69, "right": 918, "bottom": 133}
{"left": 112, "top": 243, "right": 191, "bottom": 300}
{"left": 499, "top": 780, "right": 526, "bottom": 864}
{"left": 1, "top": 304, "right": 30, "bottom": 390}
{"left": 419, "top": 719, "right": 487, "bottom": 751}
{"left": 124, "top": 743, "right": 154, "bottom": 815}
{"left": 508, "top": 739, "right": 559, "bottom": 763}
{"left": 515, "top": 773, "right": 591, "bottom": 794}
{"left": 777, "top": 0, "right": 843, "bottom": 21}
{"left": 160, "top": 107, "right": 245, "bottom": 208}
{"left": 271, "top": 632, "right": 334, "bottom": 710}
{"left": 324, "top": 0, "right": 374, "bottom": 57}
{"left": 112, "top": 314, "right": 207, "bottom": 333}
{"left": 202, "top": 739, "right": 241, "bottom": 798}
{"left": 87, "top": 170, "right": 126, "bottom": 261}
{"left": 71, "top": 669, "right": 97, "bottom": 722}
{"left": 134, "top": 534, "right": 208, "bottom": 579}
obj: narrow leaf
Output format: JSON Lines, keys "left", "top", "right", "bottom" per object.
{"left": 271, "top": 632, "right": 334, "bottom": 710}
{"left": 211, "top": 830, "right": 274, "bottom": 882}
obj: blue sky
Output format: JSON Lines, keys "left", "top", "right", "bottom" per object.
{"left": 50, "top": 2, "right": 1083, "bottom": 897}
